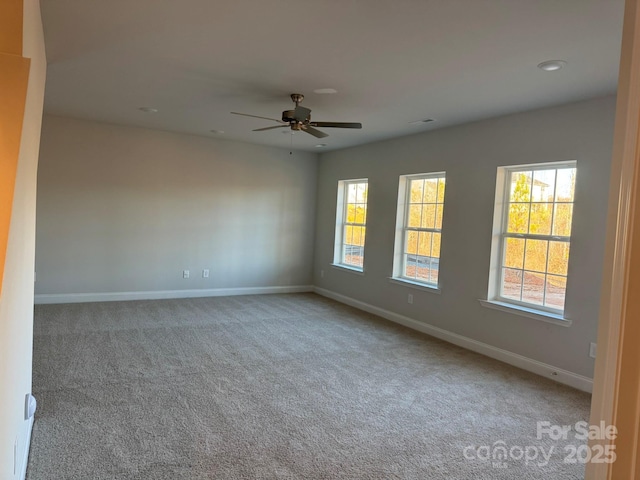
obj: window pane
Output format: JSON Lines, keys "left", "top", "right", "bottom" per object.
{"left": 406, "top": 230, "right": 418, "bottom": 255}
{"left": 418, "top": 232, "right": 432, "bottom": 257}
{"left": 510, "top": 171, "right": 532, "bottom": 202}
{"left": 423, "top": 178, "right": 438, "bottom": 203}
{"left": 495, "top": 166, "right": 575, "bottom": 312}
{"left": 337, "top": 180, "right": 368, "bottom": 269}
{"left": 524, "top": 239, "right": 548, "bottom": 273}
{"left": 416, "top": 256, "right": 430, "bottom": 282}
{"left": 501, "top": 268, "right": 523, "bottom": 301}
{"left": 504, "top": 237, "right": 525, "bottom": 269}
{"left": 435, "top": 204, "right": 444, "bottom": 230}
{"left": 403, "top": 254, "right": 410, "bottom": 278}
{"left": 410, "top": 179, "right": 424, "bottom": 203}
{"left": 396, "top": 174, "right": 445, "bottom": 285}
{"left": 437, "top": 178, "right": 446, "bottom": 203}
{"left": 354, "top": 203, "right": 365, "bottom": 223}
{"left": 421, "top": 204, "right": 436, "bottom": 229}
{"left": 403, "top": 254, "right": 415, "bottom": 279}
{"left": 408, "top": 205, "right": 422, "bottom": 228}
{"left": 529, "top": 203, "right": 553, "bottom": 235}
{"left": 429, "top": 257, "right": 440, "bottom": 284}
{"left": 353, "top": 226, "right": 362, "bottom": 246}
{"left": 548, "top": 241, "right": 569, "bottom": 276}
{"left": 545, "top": 275, "right": 567, "bottom": 309}
{"left": 522, "top": 271, "right": 545, "bottom": 305}
{"left": 356, "top": 183, "right": 367, "bottom": 203}
{"left": 346, "top": 203, "right": 356, "bottom": 222}
{"left": 348, "top": 247, "right": 364, "bottom": 268}
{"left": 555, "top": 169, "right": 576, "bottom": 202}
{"left": 432, "top": 232, "right": 441, "bottom": 258}
{"left": 532, "top": 169, "right": 556, "bottom": 202}
{"left": 352, "top": 226, "right": 363, "bottom": 246}
{"left": 347, "top": 184, "right": 357, "bottom": 203}
{"left": 553, "top": 204, "right": 573, "bottom": 237}
{"left": 507, "top": 203, "right": 530, "bottom": 233}
{"left": 344, "top": 225, "right": 353, "bottom": 245}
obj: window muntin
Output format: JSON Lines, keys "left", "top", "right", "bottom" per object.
{"left": 397, "top": 173, "right": 445, "bottom": 286}
{"left": 498, "top": 165, "right": 576, "bottom": 312}
{"left": 335, "top": 180, "right": 368, "bottom": 269}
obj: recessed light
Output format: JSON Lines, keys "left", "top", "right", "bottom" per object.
{"left": 210, "top": 129, "right": 225, "bottom": 134}
{"left": 537, "top": 60, "right": 567, "bottom": 72}
{"left": 409, "top": 118, "right": 436, "bottom": 125}
{"left": 313, "top": 88, "right": 338, "bottom": 94}
{"left": 138, "top": 107, "right": 158, "bottom": 113}
{"left": 315, "top": 144, "right": 327, "bottom": 148}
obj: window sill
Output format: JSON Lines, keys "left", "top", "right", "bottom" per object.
{"left": 388, "top": 277, "right": 441, "bottom": 294}
{"left": 478, "top": 299, "right": 571, "bottom": 327}
{"left": 331, "top": 264, "right": 365, "bottom": 275}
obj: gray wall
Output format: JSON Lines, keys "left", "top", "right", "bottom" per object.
{"left": 36, "top": 115, "right": 317, "bottom": 295}
{"left": 313, "top": 96, "right": 616, "bottom": 378}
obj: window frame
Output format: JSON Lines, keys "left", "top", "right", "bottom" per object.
{"left": 491, "top": 161, "right": 577, "bottom": 315}
{"left": 391, "top": 172, "right": 446, "bottom": 288}
{"left": 333, "top": 178, "right": 368, "bottom": 271}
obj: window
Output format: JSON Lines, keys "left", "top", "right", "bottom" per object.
{"left": 334, "top": 179, "right": 368, "bottom": 270}
{"left": 492, "top": 163, "right": 576, "bottom": 313}
{"left": 392, "top": 173, "right": 446, "bottom": 287}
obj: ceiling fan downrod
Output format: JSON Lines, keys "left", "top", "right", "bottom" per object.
{"left": 291, "top": 93, "right": 304, "bottom": 106}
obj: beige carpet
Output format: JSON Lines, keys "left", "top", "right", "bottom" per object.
{"left": 28, "top": 293, "right": 590, "bottom": 479}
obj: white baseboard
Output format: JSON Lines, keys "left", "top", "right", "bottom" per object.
{"left": 18, "top": 416, "right": 34, "bottom": 480}
{"left": 34, "top": 285, "right": 314, "bottom": 305}
{"left": 314, "top": 287, "right": 593, "bottom": 393}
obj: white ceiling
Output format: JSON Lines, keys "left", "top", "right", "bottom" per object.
{"left": 40, "top": 0, "right": 624, "bottom": 152}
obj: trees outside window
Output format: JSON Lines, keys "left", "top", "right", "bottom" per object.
{"left": 392, "top": 173, "right": 446, "bottom": 287}
{"left": 334, "top": 180, "right": 368, "bottom": 270}
{"left": 498, "top": 164, "right": 576, "bottom": 311}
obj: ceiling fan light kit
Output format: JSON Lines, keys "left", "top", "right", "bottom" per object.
{"left": 232, "top": 93, "right": 362, "bottom": 139}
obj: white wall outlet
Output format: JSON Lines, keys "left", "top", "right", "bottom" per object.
{"left": 183, "top": 270, "right": 190, "bottom": 279}
{"left": 407, "top": 294, "right": 413, "bottom": 304}
{"left": 589, "top": 342, "right": 597, "bottom": 359}
{"left": 202, "top": 269, "right": 209, "bottom": 278}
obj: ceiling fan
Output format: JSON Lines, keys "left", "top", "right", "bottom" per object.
{"left": 231, "top": 93, "right": 362, "bottom": 138}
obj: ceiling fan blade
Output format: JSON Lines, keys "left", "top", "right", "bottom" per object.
{"left": 293, "top": 106, "right": 311, "bottom": 122}
{"left": 303, "top": 125, "right": 329, "bottom": 138}
{"left": 231, "top": 112, "right": 285, "bottom": 124}
{"left": 310, "top": 122, "right": 362, "bottom": 129}
{"left": 253, "top": 125, "right": 289, "bottom": 132}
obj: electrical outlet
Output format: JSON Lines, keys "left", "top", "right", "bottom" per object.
{"left": 183, "top": 270, "right": 190, "bottom": 279}
{"left": 407, "top": 294, "right": 413, "bottom": 304}
{"left": 589, "top": 342, "right": 597, "bottom": 359}
{"left": 320, "top": 270, "right": 324, "bottom": 278}
{"left": 202, "top": 269, "right": 209, "bottom": 278}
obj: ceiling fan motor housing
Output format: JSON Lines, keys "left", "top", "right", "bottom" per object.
{"left": 282, "top": 109, "right": 297, "bottom": 123}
